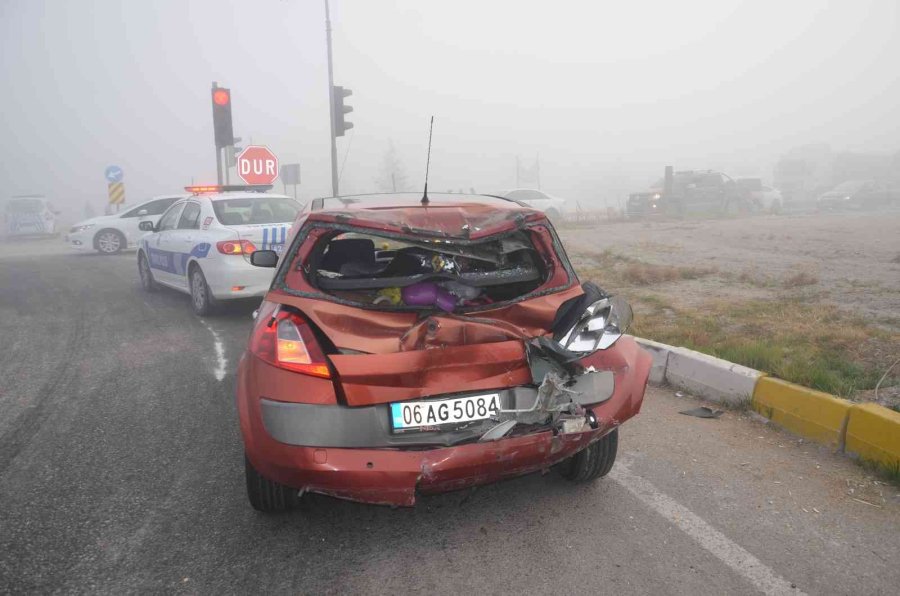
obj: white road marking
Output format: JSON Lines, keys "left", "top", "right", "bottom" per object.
{"left": 200, "top": 321, "right": 227, "bottom": 381}
{"left": 609, "top": 462, "right": 805, "bottom": 596}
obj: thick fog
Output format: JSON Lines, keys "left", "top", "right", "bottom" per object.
{"left": 2, "top": 0, "right": 898, "bottom": 217}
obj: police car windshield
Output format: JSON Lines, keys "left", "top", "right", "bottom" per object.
{"left": 7, "top": 199, "right": 45, "bottom": 214}
{"left": 212, "top": 196, "right": 300, "bottom": 226}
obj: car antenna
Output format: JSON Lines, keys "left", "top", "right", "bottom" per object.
{"left": 421, "top": 116, "right": 434, "bottom": 205}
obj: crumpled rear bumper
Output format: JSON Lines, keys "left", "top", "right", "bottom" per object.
{"left": 239, "top": 336, "right": 651, "bottom": 506}
{"left": 251, "top": 427, "right": 606, "bottom": 507}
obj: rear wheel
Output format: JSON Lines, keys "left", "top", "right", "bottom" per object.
{"left": 138, "top": 251, "right": 156, "bottom": 291}
{"left": 95, "top": 229, "right": 125, "bottom": 254}
{"left": 189, "top": 264, "right": 217, "bottom": 316}
{"left": 245, "top": 456, "right": 301, "bottom": 512}
{"left": 558, "top": 428, "right": 618, "bottom": 482}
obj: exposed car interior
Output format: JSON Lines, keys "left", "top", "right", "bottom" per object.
{"left": 306, "top": 230, "right": 547, "bottom": 310}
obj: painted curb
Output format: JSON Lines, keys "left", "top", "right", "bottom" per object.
{"left": 665, "top": 346, "right": 762, "bottom": 407}
{"left": 633, "top": 336, "right": 900, "bottom": 471}
{"left": 632, "top": 337, "right": 670, "bottom": 385}
{"left": 751, "top": 377, "right": 851, "bottom": 449}
{"left": 845, "top": 403, "right": 900, "bottom": 471}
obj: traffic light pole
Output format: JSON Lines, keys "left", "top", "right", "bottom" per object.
{"left": 212, "top": 81, "right": 223, "bottom": 185}
{"left": 325, "top": 0, "right": 339, "bottom": 197}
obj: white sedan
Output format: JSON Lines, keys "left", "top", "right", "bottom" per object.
{"left": 137, "top": 187, "right": 300, "bottom": 315}
{"left": 66, "top": 195, "right": 185, "bottom": 254}
{"left": 497, "top": 189, "right": 566, "bottom": 220}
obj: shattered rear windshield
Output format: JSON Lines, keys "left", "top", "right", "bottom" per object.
{"left": 300, "top": 229, "right": 547, "bottom": 311}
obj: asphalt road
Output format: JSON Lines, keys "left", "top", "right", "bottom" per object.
{"left": 1, "top": 245, "right": 899, "bottom": 595}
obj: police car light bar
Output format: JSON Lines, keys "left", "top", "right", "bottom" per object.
{"left": 184, "top": 185, "right": 273, "bottom": 195}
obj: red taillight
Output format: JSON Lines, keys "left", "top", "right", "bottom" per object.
{"left": 249, "top": 304, "right": 331, "bottom": 378}
{"left": 216, "top": 239, "right": 256, "bottom": 255}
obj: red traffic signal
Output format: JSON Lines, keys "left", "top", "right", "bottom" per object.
{"left": 211, "top": 84, "right": 234, "bottom": 148}
{"left": 213, "top": 89, "right": 230, "bottom": 106}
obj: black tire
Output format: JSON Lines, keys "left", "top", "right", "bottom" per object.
{"left": 94, "top": 229, "right": 125, "bottom": 254}
{"left": 558, "top": 428, "right": 618, "bottom": 482}
{"left": 138, "top": 251, "right": 157, "bottom": 292}
{"left": 245, "top": 456, "right": 301, "bottom": 512}
{"left": 189, "top": 264, "right": 217, "bottom": 316}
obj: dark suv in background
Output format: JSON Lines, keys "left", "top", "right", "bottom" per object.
{"left": 627, "top": 169, "right": 745, "bottom": 217}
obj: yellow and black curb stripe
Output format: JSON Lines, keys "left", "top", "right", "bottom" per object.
{"left": 633, "top": 336, "right": 900, "bottom": 473}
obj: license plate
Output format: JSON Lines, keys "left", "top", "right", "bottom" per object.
{"left": 390, "top": 393, "right": 501, "bottom": 431}
{"left": 273, "top": 243, "right": 284, "bottom": 255}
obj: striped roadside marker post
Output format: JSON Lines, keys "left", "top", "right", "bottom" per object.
{"left": 108, "top": 182, "right": 125, "bottom": 212}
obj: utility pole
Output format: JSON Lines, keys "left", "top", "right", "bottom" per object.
{"left": 213, "top": 82, "right": 223, "bottom": 185}
{"left": 325, "top": 0, "right": 338, "bottom": 196}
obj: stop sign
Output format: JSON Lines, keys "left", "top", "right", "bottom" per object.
{"left": 236, "top": 145, "right": 279, "bottom": 185}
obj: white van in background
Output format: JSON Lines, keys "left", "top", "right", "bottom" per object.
{"left": 1, "top": 195, "right": 60, "bottom": 238}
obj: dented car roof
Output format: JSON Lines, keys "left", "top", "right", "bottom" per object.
{"left": 302, "top": 192, "right": 545, "bottom": 239}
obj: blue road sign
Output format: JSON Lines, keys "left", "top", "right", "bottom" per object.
{"left": 104, "top": 165, "right": 124, "bottom": 183}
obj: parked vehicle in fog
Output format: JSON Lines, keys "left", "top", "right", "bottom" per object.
{"left": 137, "top": 185, "right": 300, "bottom": 315}
{"left": 816, "top": 180, "right": 900, "bottom": 210}
{"left": 735, "top": 178, "right": 784, "bottom": 213}
{"left": 496, "top": 189, "right": 566, "bottom": 220}
{"left": 66, "top": 195, "right": 184, "bottom": 254}
{"left": 627, "top": 169, "right": 746, "bottom": 217}
{"left": 2, "top": 195, "right": 59, "bottom": 238}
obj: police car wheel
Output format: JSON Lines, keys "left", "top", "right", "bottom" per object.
{"left": 245, "top": 455, "right": 301, "bottom": 513}
{"left": 138, "top": 252, "right": 156, "bottom": 292}
{"left": 95, "top": 230, "right": 124, "bottom": 254}
{"left": 189, "top": 265, "right": 217, "bottom": 316}
{"left": 558, "top": 428, "right": 618, "bottom": 482}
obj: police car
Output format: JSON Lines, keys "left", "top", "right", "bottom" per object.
{"left": 137, "top": 185, "right": 300, "bottom": 315}
{"left": 2, "top": 195, "right": 60, "bottom": 238}
{"left": 66, "top": 195, "right": 185, "bottom": 254}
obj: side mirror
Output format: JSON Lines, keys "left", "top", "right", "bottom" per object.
{"left": 250, "top": 250, "right": 278, "bottom": 268}
{"left": 138, "top": 221, "right": 155, "bottom": 232}
{"left": 137, "top": 209, "right": 149, "bottom": 217}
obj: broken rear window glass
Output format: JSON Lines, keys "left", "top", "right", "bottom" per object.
{"left": 298, "top": 229, "right": 548, "bottom": 311}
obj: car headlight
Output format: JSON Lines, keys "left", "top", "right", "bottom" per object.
{"left": 558, "top": 295, "right": 633, "bottom": 353}
{"left": 70, "top": 224, "right": 96, "bottom": 233}
{"left": 653, "top": 193, "right": 661, "bottom": 200}
{"left": 843, "top": 195, "right": 851, "bottom": 201}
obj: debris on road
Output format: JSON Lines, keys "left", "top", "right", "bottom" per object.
{"left": 679, "top": 406, "right": 723, "bottom": 419}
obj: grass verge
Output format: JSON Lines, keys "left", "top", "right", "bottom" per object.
{"left": 626, "top": 296, "right": 897, "bottom": 398}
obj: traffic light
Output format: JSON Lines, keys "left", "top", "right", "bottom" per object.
{"left": 211, "top": 85, "right": 234, "bottom": 148}
{"left": 225, "top": 137, "right": 243, "bottom": 168}
{"left": 332, "top": 86, "right": 353, "bottom": 137}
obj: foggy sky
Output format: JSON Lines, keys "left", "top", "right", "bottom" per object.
{"left": 2, "top": 0, "right": 898, "bottom": 215}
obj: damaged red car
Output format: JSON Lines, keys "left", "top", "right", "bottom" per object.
{"left": 237, "top": 193, "right": 651, "bottom": 511}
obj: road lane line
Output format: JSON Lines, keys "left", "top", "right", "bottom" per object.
{"left": 609, "top": 462, "right": 804, "bottom": 596}
{"left": 200, "top": 320, "right": 227, "bottom": 381}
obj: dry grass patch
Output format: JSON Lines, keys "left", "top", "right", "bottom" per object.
{"left": 575, "top": 249, "right": 717, "bottom": 288}
{"left": 782, "top": 270, "right": 819, "bottom": 288}
{"left": 630, "top": 296, "right": 899, "bottom": 398}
